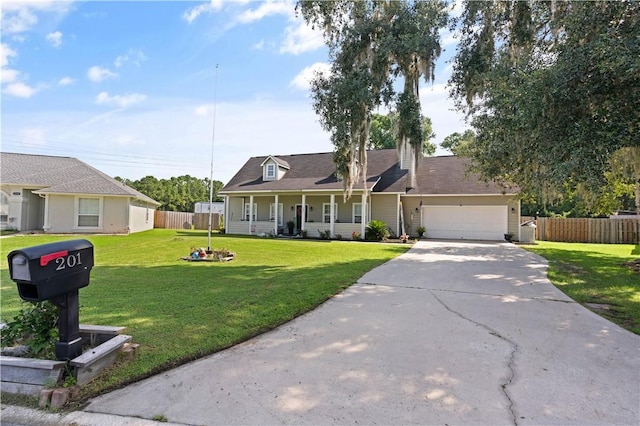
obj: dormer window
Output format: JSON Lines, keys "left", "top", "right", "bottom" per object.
{"left": 261, "top": 155, "right": 290, "bottom": 181}
{"left": 266, "top": 164, "right": 276, "bottom": 179}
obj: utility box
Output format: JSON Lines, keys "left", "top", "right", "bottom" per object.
{"left": 520, "top": 221, "right": 536, "bottom": 244}
{"left": 8, "top": 239, "right": 94, "bottom": 302}
{"left": 7, "top": 239, "right": 94, "bottom": 360}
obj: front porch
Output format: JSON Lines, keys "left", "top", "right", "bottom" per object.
{"left": 223, "top": 192, "right": 372, "bottom": 239}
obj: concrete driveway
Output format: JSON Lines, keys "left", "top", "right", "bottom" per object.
{"left": 78, "top": 240, "right": 639, "bottom": 425}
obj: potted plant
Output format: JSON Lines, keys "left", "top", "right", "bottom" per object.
{"left": 417, "top": 226, "right": 426, "bottom": 238}
{"left": 286, "top": 220, "right": 295, "bottom": 235}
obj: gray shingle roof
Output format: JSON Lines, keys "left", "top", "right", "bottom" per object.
{"left": 1, "top": 152, "right": 160, "bottom": 205}
{"left": 221, "top": 149, "right": 511, "bottom": 195}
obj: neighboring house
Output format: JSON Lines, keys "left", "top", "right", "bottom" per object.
{"left": 194, "top": 201, "right": 225, "bottom": 214}
{"left": 220, "top": 148, "right": 521, "bottom": 241}
{"left": 0, "top": 152, "right": 160, "bottom": 234}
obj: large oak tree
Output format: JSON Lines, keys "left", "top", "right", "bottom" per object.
{"left": 298, "top": 0, "right": 449, "bottom": 198}
{"left": 449, "top": 1, "right": 640, "bottom": 211}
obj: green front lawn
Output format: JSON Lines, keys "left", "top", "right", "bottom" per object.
{"left": 0, "top": 230, "right": 410, "bottom": 398}
{"left": 525, "top": 241, "right": 640, "bottom": 334}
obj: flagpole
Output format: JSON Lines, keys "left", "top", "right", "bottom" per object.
{"left": 207, "top": 64, "right": 219, "bottom": 252}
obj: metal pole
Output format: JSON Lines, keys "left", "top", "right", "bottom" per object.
{"left": 208, "top": 64, "right": 219, "bottom": 252}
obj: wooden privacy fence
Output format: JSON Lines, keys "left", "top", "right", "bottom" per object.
{"left": 193, "top": 213, "right": 221, "bottom": 231}
{"left": 154, "top": 211, "right": 222, "bottom": 230}
{"left": 154, "top": 211, "right": 193, "bottom": 230}
{"left": 521, "top": 217, "right": 639, "bottom": 244}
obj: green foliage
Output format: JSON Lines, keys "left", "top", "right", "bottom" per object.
{"left": 369, "top": 113, "right": 436, "bottom": 155}
{"left": 441, "top": 130, "right": 475, "bottom": 157}
{"left": 318, "top": 229, "right": 331, "bottom": 240}
{"left": 1, "top": 301, "right": 58, "bottom": 358}
{"left": 116, "top": 175, "right": 224, "bottom": 212}
{"left": 365, "top": 220, "right": 390, "bottom": 241}
{"left": 450, "top": 1, "right": 640, "bottom": 206}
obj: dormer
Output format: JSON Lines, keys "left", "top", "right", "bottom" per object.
{"left": 260, "top": 156, "right": 290, "bottom": 181}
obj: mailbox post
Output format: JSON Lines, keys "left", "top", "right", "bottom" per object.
{"left": 8, "top": 239, "right": 94, "bottom": 360}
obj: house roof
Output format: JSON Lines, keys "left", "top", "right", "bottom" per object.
{"left": 221, "top": 149, "right": 510, "bottom": 195}
{"left": 0, "top": 152, "right": 160, "bottom": 205}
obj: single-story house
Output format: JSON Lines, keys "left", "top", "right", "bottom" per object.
{"left": 0, "top": 152, "right": 160, "bottom": 234}
{"left": 219, "top": 147, "right": 521, "bottom": 241}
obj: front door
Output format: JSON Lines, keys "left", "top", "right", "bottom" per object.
{"left": 295, "top": 204, "right": 309, "bottom": 234}
{"left": 296, "top": 205, "right": 302, "bottom": 234}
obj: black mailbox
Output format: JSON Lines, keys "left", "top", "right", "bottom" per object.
{"left": 8, "top": 239, "right": 93, "bottom": 302}
{"left": 7, "top": 239, "right": 94, "bottom": 360}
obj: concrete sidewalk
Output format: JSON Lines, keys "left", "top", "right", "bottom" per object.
{"left": 4, "top": 240, "right": 639, "bottom": 425}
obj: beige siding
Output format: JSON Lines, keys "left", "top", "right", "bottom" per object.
{"left": 45, "top": 195, "right": 131, "bottom": 234}
{"left": 371, "top": 194, "right": 400, "bottom": 236}
{"left": 129, "top": 201, "right": 156, "bottom": 233}
{"left": 46, "top": 195, "right": 75, "bottom": 233}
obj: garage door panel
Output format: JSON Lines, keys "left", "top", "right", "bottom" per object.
{"left": 422, "top": 205, "right": 507, "bottom": 241}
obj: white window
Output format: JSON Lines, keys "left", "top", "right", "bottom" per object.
{"left": 266, "top": 164, "right": 276, "bottom": 179}
{"left": 0, "top": 192, "right": 9, "bottom": 225}
{"left": 353, "top": 203, "right": 362, "bottom": 223}
{"left": 77, "top": 197, "right": 102, "bottom": 228}
{"left": 269, "top": 203, "right": 283, "bottom": 225}
{"left": 244, "top": 203, "right": 257, "bottom": 221}
{"left": 323, "top": 203, "right": 338, "bottom": 224}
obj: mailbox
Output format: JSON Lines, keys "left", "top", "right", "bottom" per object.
{"left": 7, "top": 239, "right": 94, "bottom": 360}
{"left": 8, "top": 239, "right": 93, "bottom": 302}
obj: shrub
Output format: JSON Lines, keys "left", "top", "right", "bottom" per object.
{"left": 365, "top": 220, "right": 390, "bottom": 241}
{"left": 1, "top": 301, "right": 59, "bottom": 359}
{"left": 318, "top": 229, "right": 331, "bottom": 240}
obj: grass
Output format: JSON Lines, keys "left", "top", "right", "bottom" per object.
{"left": 0, "top": 229, "right": 410, "bottom": 399}
{"left": 525, "top": 241, "right": 640, "bottom": 334}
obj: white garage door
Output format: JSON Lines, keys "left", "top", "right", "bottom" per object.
{"left": 422, "top": 205, "right": 508, "bottom": 241}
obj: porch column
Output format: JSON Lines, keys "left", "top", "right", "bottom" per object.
{"left": 330, "top": 194, "right": 335, "bottom": 237}
{"left": 396, "top": 194, "right": 401, "bottom": 237}
{"left": 360, "top": 192, "right": 367, "bottom": 238}
{"left": 274, "top": 194, "right": 279, "bottom": 236}
{"left": 224, "top": 195, "right": 229, "bottom": 233}
{"left": 42, "top": 194, "right": 50, "bottom": 232}
{"left": 249, "top": 195, "right": 254, "bottom": 235}
{"left": 301, "top": 194, "right": 306, "bottom": 232}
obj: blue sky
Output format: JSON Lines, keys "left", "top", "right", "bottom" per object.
{"left": 1, "top": 0, "right": 466, "bottom": 184}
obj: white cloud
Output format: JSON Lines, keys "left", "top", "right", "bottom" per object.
{"left": 46, "top": 31, "right": 63, "bottom": 47}
{"left": 58, "top": 76, "right": 74, "bottom": 85}
{"left": 1, "top": 43, "right": 17, "bottom": 67}
{"left": 87, "top": 65, "right": 118, "bottom": 82}
{"left": 419, "top": 82, "right": 468, "bottom": 152}
{"left": 95, "top": 91, "right": 146, "bottom": 108}
{"left": 1, "top": 1, "right": 73, "bottom": 34}
{"left": 114, "top": 48, "right": 148, "bottom": 68}
{"left": 182, "top": 0, "right": 224, "bottom": 23}
{"left": 252, "top": 39, "right": 266, "bottom": 50}
{"left": 290, "top": 62, "right": 330, "bottom": 90}
{"left": 20, "top": 128, "right": 46, "bottom": 146}
{"left": 3, "top": 81, "right": 37, "bottom": 98}
{"left": 1, "top": 8, "right": 38, "bottom": 34}
{"left": 280, "top": 21, "right": 324, "bottom": 55}
{"left": 237, "top": 1, "right": 293, "bottom": 24}
{"left": 194, "top": 104, "right": 211, "bottom": 116}
{"left": 1, "top": 68, "right": 20, "bottom": 83}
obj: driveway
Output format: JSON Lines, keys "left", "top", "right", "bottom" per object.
{"left": 82, "top": 240, "right": 639, "bottom": 425}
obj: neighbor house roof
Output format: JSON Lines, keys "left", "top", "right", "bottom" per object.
{"left": 221, "top": 149, "right": 511, "bottom": 195}
{"left": 1, "top": 152, "right": 160, "bottom": 205}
